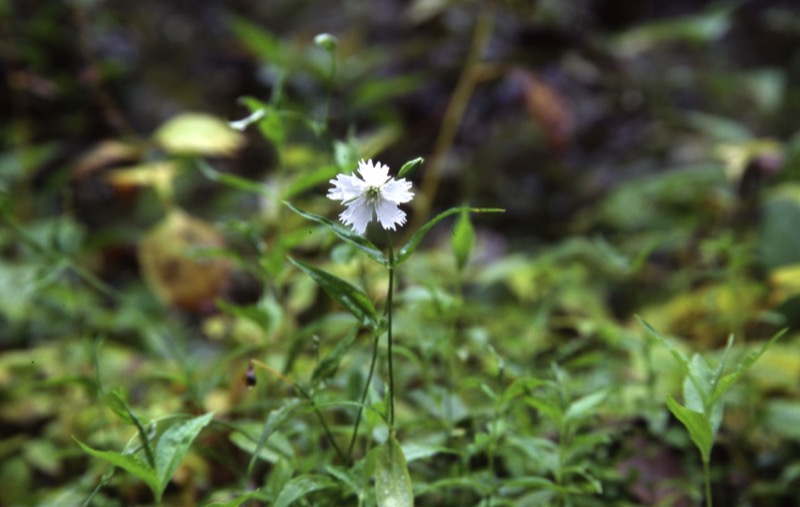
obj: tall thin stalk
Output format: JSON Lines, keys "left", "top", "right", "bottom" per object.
{"left": 386, "top": 232, "right": 396, "bottom": 428}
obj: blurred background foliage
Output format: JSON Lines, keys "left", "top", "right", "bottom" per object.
{"left": 3, "top": 0, "right": 800, "bottom": 505}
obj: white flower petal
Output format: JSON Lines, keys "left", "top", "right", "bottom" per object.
{"left": 358, "top": 159, "right": 390, "bottom": 187}
{"left": 374, "top": 198, "right": 407, "bottom": 230}
{"left": 327, "top": 174, "right": 365, "bottom": 202}
{"left": 380, "top": 178, "right": 414, "bottom": 203}
{"left": 339, "top": 196, "right": 373, "bottom": 235}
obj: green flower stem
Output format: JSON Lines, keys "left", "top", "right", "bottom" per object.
{"left": 347, "top": 331, "right": 381, "bottom": 463}
{"left": 704, "top": 458, "right": 712, "bottom": 507}
{"left": 345, "top": 231, "right": 397, "bottom": 462}
{"left": 386, "top": 231, "right": 396, "bottom": 428}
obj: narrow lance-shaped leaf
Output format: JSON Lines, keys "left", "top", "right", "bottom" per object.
{"left": 451, "top": 209, "right": 475, "bottom": 272}
{"left": 248, "top": 399, "right": 305, "bottom": 475}
{"left": 289, "top": 257, "right": 380, "bottom": 329}
{"left": 710, "top": 328, "right": 787, "bottom": 406}
{"left": 666, "top": 395, "right": 714, "bottom": 464}
{"left": 153, "top": 412, "right": 214, "bottom": 496}
{"left": 639, "top": 318, "right": 708, "bottom": 405}
{"left": 375, "top": 436, "right": 414, "bottom": 507}
{"left": 74, "top": 439, "right": 161, "bottom": 501}
{"left": 274, "top": 474, "right": 339, "bottom": 507}
{"left": 395, "top": 206, "right": 503, "bottom": 266}
{"left": 283, "top": 202, "right": 387, "bottom": 266}
{"left": 196, "top": 159, "right": 275, "bottom": 198}
{"left": 105, "top": 389, "right": 156, "bottom": 468}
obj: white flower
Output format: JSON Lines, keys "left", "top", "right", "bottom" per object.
{"left": 327, "top": 159, "right": 414, "bottom": 235}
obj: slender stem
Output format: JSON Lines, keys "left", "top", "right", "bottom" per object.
{"left": 347, "top": 331, "right": 381, "bottom": 462}
{"left": 704, "top": 458, "right": 713, "bottom": 507}
{"left": 386, "top": 232, "right": 396, "bottom": 428}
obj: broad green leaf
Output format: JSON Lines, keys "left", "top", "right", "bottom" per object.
{"left": 397, "top": 157, "right": 423, "bottom": 179}
{"left": 684, "top": 354, "right": 713, "bottom": 413}
{"left": 395, "top": 206, "right": 503, "bottom": 265}
{"left": 289, "top": 257, "right": 379, "bottom": 329}
{"left": 274, "top": 474, "right": 338, "bottom": 507}
{"left": 451, "top": 210, "right": 474, "bottom": 272}
{"left": 312, "top": 327, "right": 359, "bottom": 385}
{"left": 564, "top": 390, "right": 608, "bottom": 423}
{"left": 75, "top": 439, "right": 160, "bottom": 500}
{"left": 683, "top": 353, "right": 725, "bottom": 437}
{"left": 710, "top": 329, "right": 786, "bottom": 406}
{"left": 666, "top": 395, "right": 713, "bottom": 464}
{"left": 154, "top": 412, "right": 214, "bottom": 495}
{"left": 155, "top": 113, "right": 244, "bottom": 156}
{"left": 283, "top": 202, "right": 387, "bottom": 265}
{"left": 375, "top": 436, "right": 414, "bottom": 507}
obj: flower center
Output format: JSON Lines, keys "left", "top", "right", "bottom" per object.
{"left": 365, "top": 185, "right": 382, "bottom": 203}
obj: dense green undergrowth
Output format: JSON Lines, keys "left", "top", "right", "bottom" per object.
{"left": 3, "top": 2, "right": 800, "bottom": 506}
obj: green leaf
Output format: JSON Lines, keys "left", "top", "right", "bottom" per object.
{"left": 104, "top": 390, "right": 156, "bottom": 468}
{"left": 154, "top": 413, "right": 214, "bottom": 495}
{"left": 684, "top": 354, "right": 713, "bottom": 413}
{"left": 196, "top": 159, "right": 274, "bottom": 198}
{"left": 74, "top": 439, "right": 160, "bottom": 500}
{"left": 289, "top": 257, "right": 379, "bottom": 329}
{"left": 710, "top": 328, "right": 786, "bottom": 406}
{"left": 274, "top": 474, "right": 338, "bottom": 507}
{"left": 247, "top": 399, "right": 305, "bottom": 475}
{"left": 312, "top": 327, "right": 359, "bottom": 385}
{"left": 684, "top": 354, "right": 724, "bottom": 436}
{"left": 204, "top": 489, "right": 260, "bottom": 507}
{"left": 564, "top": 390, "right": 608, "bottom": 423}
{"left": 375, "top": 436, "right": 414, "bottom": 507}
{"left": 639, "top": 318, "right": 690, "bottom": 373}
{"left": 397, "top": 157, "right": 423, "bottom": 179}
{"left": 451, "top": 210, "right": 475, "bottom": 272}
{"left": 640, "top": 318, "right": 709, "bottom": 400}
{"left": 524, "top": 396, "right": 563, "bottom": 425}
{"left": 240, "top": 97, "right": 286, "bottom": 146}
{"left": 283, "top": 202, "right": 387, "bottom": 266}
{"left": 666, "top": 395, "right": 713, "bottom": 464}
{"left": 395, "top": 206, "right": 503, "bottom": 266}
